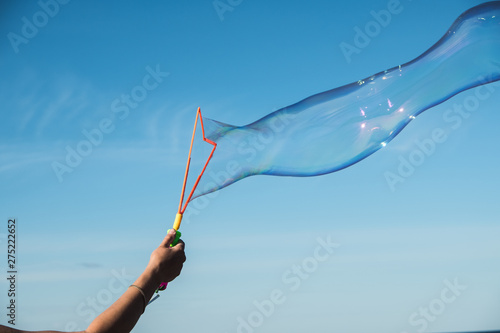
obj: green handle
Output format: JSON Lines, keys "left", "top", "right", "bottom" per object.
{"left": 168, "top": 229, "right": 182, "bottom": 246}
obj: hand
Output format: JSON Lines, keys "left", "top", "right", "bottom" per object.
{"left": 147, "top": 229, "right": 186, "bottom": 283}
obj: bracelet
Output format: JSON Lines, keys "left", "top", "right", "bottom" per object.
{"left": 130, "top": 284, "right": 147, "bottom": 313}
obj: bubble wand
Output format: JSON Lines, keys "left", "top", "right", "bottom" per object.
{"left": 150, "top": 107, "right": 217, "bottom": 303}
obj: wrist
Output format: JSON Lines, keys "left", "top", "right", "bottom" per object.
{"left": 146, "top": 263, "right": 162, "bottom": 286}
{"left": 133, "top": 265, "right": 161, "bottom": 295}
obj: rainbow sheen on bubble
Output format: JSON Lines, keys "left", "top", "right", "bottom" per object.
{"left": 192, "top": 1, "right": 500, "bottom": 200}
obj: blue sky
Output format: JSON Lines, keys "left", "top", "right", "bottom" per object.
{"left": 1, "top": 0, "right": 499, "bottom": 332}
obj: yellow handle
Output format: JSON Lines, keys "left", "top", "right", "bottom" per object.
{"left": 173, "top": 213, "right": 183, "bottom": 230}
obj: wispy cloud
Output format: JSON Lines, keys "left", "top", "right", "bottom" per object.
{"left": 143, "top": 103, "right": 173, "bottom": 141}
{"left": 167, "top": 103, "right": 201, "bottom": 156}
{"left": 0, "top": 144, "right": 60, "bottom": 174}
{"left": 34, "top": 82, "right": 82, "bottom": 137}
{"left": 7, "top": 231, "right": 151, "bottom": 283}
{"left": 1, "top": 69, "right": 107, "bottom": 141}
{"left": 78, "top": 262, "right": 103, "bottom": 269}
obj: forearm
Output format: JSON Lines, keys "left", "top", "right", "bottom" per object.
{"left": 85, "top": 266, "right": 160, "bottom": 333}
{"left": 0, "top": 231, "right": 184, "bottom": 333}
{"left": 0, "top": 269, "right": 160, "bottom": 333}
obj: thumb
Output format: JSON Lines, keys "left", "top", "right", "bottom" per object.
{"left": 160, "top": 229, "right": 177, "bottom": 247}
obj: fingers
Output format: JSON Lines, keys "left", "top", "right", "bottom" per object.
{"left": 159, "top": 229, "right": 177, "bottom": 247}
{"left": 173, "top": 245, "right": 186, "bottom": 271}
{"left": 172, "top": 238, "right": 185, "bottom": 251}
{"left": 170, "top": 238, "right": 186, "bottom": 263}
{"left": 158, "top": 230, "right": 185, "bottom": 260}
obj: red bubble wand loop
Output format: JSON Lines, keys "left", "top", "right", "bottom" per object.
{"left": 177, "top": 107, "right": 217, "bottom": 217}
{"left": 151, "top": 107, "right": 217, "bottom": 302}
